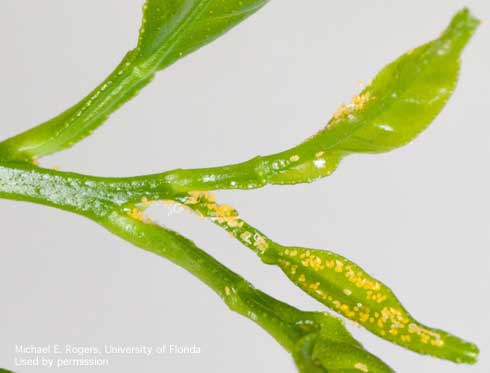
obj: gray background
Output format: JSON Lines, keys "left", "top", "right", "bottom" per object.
{"left": 0, "top": 1, "right": 488, "bottom": 372}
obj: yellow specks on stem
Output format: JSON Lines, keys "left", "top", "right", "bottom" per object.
{"left": 332, "top": 92, "right": 373, "bottom": 121}
{"left": 253, "top": 233, "right": 269, "bottom": 253}
{"left": 309, "top": 282, "right": 320, "bottom": 290}
{"left": 185, "top": 191, "right": 216, "bottom": 205}
{"left": 350, "top": 305, "right": 446, "bottom": 346}
{"left": 401, "top": 335, "right": 412, "bottom": 343}
{"left": 225, "top": 286, "right": 231, "bottom": 296}
{"left": 359, "top": 312, "right": 370, "bottom": 324}
{"left": 431, "top": 339, "right": 444, "bottom": 347}
{"left": 334, "top": 260, "right": 344, "bottom": 273}
{"left": 212, "top": 204, "right": 236, "bottom": 224}
{"left": 366, "top": 290, "right": 385, "bottom": 303}
{"left": 277, "top": 248, "right": 448, "bottom": 349}
{"left": 333, "top": 103, "right": 350, "bottom": 120}
{"left": 354, "top": 362, "right": 369, "bottom": 372}
{"left": 344, "top": 265, "right": 381, "bottom": 292}
{"left": 179, "top": 194, "right": 451, "bottom": 352}
{"left": 351, "top": 92, "right": 372, "bottom": 108}
{"left": 289, "top": 155, "right": 300, "bottom": 162}
{"left": 240, "top": 231, "right": 252, "bottom": 244}
{"left": 407, "top": 323, "right": 444, "bottom": 347}
{"left": 300, "top": 253, "right": 324, "bottom": 271}
{"left": 127, "top": 207, "right": 152, "bottom": 224}
{"left": 185, "top": 192, "right": 245, "bottom": 229}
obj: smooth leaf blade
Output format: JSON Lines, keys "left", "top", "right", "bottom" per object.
{"left": 316, "top": 8, "right": 478, "bottom": 153}
{"left": 135, "top": 0, "right": 269, "bottom": 71}
{"left": 266, "top": 9, "right": 479, "bottom": 184}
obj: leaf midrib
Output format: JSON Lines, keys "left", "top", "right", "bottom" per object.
{"left": 139, "top": 0, "right": 214, "bottom": 72}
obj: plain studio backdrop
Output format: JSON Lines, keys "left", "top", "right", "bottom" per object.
{"left": 0, "top": 1, "right": 489, "bottom": 372}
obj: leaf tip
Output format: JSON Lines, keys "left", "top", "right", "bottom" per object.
{"left": 444, "top": 334, "right": 480, "bottom": 365}
{"left": 440, "top": 8, "right": 480, "bottom": 54}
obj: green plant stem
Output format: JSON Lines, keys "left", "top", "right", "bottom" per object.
{"left": 0, "top": 160, "right": 315, "bottom": 352}
{"left": 103, "top": 213, "right": 393, "bottom": 372}
{"left": 0, "top": 161, "right": 393, "bottom": 372}
{"left": 0, "top": 10, "right": 478, "bottom": 194}
{"left": 0, "top": 6, "right": 481, "bottom": 370}
{"left": 0, "top": 161, "right": 303, "bottom": 354}
{"left": 0, "top": 10, "right": 479, "bottom": 204}
{"left": 0, "top": 52, "right": 152, "bottom": 162}
{"left": 0, "top": 160, "right": 319, "bottom": 212}
{"left": 105, "top": 211, "right": 301, "bottom": 350}
{"left": 0, "top": 160, "right": 479, "bottom": 364}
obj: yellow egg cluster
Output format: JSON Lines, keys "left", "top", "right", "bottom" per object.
{"left": 127, "top": 207, "right": 152, "bottom": 224}
{"left": 184, "top": 191, "right": 244, "bottom": 228}
{"left": 332, "top": 92, "right": 373, "bottom": 121}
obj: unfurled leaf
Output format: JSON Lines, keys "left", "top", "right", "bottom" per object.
{"left": 135, "top": 0, "right": 269, "bottom": 71}
{"left": 116, "top": 10, "right": 480, "bottom": 196}
{"left": 264, "top": 9, "right": 479, "bottom": 185}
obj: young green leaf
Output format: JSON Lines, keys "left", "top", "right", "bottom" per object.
{"left": 0, "top": 0, "right": 268, "bottom": 161}
{"left": 108, "top": 8, "right": 479, "bottom": 196}
{"left": 135, "top": 0, "right": 269, "bottom": 72}
{"left": 263, "top": 8, "right": 479, "bottom": 185}
{"left": 174, "top": 191, "right": 479, "bottom": 364}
